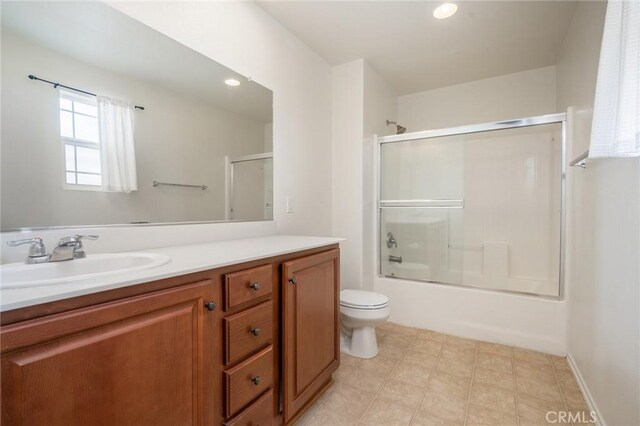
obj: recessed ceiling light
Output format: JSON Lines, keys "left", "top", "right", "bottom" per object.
{"left": 433, "top": 3, "right": 458, "bottom": 19}
{"left": 225, "top": 78, "right": 241, "bottom": 87}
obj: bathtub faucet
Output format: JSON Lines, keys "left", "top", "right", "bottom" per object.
{"left": 388, "top": 255, "right": 403, "bottom": 264}
{"left": 386, "top": 232, "right": 397, "bottom": 248}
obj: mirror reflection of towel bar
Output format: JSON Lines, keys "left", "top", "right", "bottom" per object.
{"left": 379, "top": 199, "right": 464, "bottom": 208}
{"left": 153, "top": 180, "right": 207, "bottom": 190}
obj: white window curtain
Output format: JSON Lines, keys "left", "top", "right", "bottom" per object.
{"left": 589, "top": 0, "right": 640, "bottom": 158}
{"left": 97, "top": 96, "right": 138, "bottom": 192}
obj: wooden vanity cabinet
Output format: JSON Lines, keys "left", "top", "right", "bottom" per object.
{"left": 282, "top": 249, "right": 340, "bottom": 424}
{"left": 0, "top": 244, "right": 339, "bottom": 426}
{"left": 1, "top": 280, "right": 216, "bottom": 426}
{"left": 219, "top": 261, "right": 277, "bottom": 425}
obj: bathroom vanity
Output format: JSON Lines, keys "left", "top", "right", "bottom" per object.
{"left": 0, "top": 237, "right": 341, "bottom": 425}
{"left": 1, "top": 3, "right": 338, "bottom": 423}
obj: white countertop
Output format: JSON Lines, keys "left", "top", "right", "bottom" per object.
{"left": 0, "top": 235, "right": 343, "bottom": 312}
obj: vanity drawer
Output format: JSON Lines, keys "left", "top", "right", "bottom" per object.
{"left": 225, "top": 265, "right": 273, "bottom": 310}
{"left": 225, "top": 391, "right": 273, "bottom": 426}
{"left": 225, "top": 301, "right": 273, "bottom": 365}
{"left": 225, "top": 346, "right": 274, "bottom": 417}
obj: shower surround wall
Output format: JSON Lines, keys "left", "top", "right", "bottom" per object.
{"left": 374, "top": 65, "right": 568, "bottom": 354}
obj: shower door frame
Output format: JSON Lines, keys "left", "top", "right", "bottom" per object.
{"left": 375, "top": 113, "right": 567, "bottom": 300}
{"left": 225, "top": 152, "right": 273, "bottom": 220}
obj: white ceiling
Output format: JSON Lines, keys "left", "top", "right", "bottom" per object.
{"left": 258, "top": 1, "right": 578, "bottom": 95}
{"left": 2, "top": 1, "right": 273, "bottom": 123}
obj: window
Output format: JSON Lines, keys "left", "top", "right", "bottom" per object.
{"left": 59, "top": 91, "right": 102, "bottom": 187}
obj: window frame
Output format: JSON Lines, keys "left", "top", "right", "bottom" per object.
{"left": 59, "top": 90, "right": 104, "bottom": 191}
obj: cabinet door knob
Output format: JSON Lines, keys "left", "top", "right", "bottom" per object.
{"left": 204, "top": 301, "right": 216, "bottom": 311}
{"left": 250, "top": 327, "right": 261, "bottom": 336}
{"left": 251, "top": 376, "right": 261, "bottom": 386}
{"left": 249, "top": 282, "right": 261, "bottom": 291}
{"left": 288, "top": 276, "right": 297, "bottom": 284}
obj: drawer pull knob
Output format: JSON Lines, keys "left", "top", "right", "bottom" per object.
{"left": 288, "top": 276, "right": 297, "bottom": 284}
{"left": 249, "top": 282, "right": 261, "bottom": 291}
{"left": 204, "top": 301, "right": 216, "bottom": 311}
{"left": 251, "top": 376, "right": 261, "bottom": 386}
{"left": 250, "top": 327, "right": 261, "bottom": 336}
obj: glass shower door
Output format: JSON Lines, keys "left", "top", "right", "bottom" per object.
{"left": 229, "top": 156, "right": 273, "bottom": 221}
{"left": 380, "top": 134, "right": 466, "bottom": 286}
{"left": 379, "top": 121, "right": 563, "bottom": 297}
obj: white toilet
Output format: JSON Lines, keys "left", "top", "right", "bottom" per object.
{"left": 339, "top": 290, "right": 390, "bottom": 359}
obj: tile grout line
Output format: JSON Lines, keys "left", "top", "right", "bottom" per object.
{"left": 462, "top": 342, "right": 480, "bottom": 426}
{"left": 305, "top": 326, "right": 582, "bottom": 426}
{"left": 408, "top": 333, "right": 446, "bottom": 425}
{"left": 304, "top": 344, "right": 371, "bottom": 425}
{"left": 550, "top": 355, "right": 571, "bottom": 414}
{"left": 357, "top": 329, "right": 412, "bottom": 425}
{"left": 511, "top": 348, "right": 521, "bottom": 426}
{"left": 301, "top": 359, "right": 347, "bottom": 424}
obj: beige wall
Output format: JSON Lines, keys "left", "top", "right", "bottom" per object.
{"left": 362, "top": 61, "right": 397, "bottom": 289}
{"left": 1, "top": 31, "right": 267, "bottom": 228}
{"left": 331, "top": 59, "right": 396, "bottom": 291}
{"left": 398, "top": 66, "right": 558, "bottom": 131}
{"left": 557, "top": 2, "right": 640, "bottom": 425}
{"left": 332, "top": 60, "right": 365, "bottom": 290}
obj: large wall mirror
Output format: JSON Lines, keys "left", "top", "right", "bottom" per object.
{"left": 1, "top": 1, "right": 273, "bottom": 230}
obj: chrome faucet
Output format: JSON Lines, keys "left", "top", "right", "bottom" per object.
{"left": 386, "top": 232, "right": 398, "bottom": 249}
{"left": 6, "top": 238, "right": 49, "bottom": 264}
{"left": 7, "top": 234, "right": 99, "bottom": 264}
{"left": 50, "top": 235, "right": 99, "bottom": 262}
{"left": 388, "top": 255, "right": 403, "bottom": 264}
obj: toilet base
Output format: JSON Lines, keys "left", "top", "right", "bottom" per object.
{"left": 340, "top": 326, "right": 379, "bottom": 359}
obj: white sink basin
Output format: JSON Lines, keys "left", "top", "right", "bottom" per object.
{"left": 0, "top": 253, "right": 171, "bottom": 289}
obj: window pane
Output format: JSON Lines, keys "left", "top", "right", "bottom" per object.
{"left": 74, "top": 102, "right": 97, "bottom": 117}
{"left": 59, "top": 98, "right": 73, "bottom": 111}
{"left": 77, "top": 173, "right": 101, "bottom": 186}
{"left": 76, "top": 146, "right": 101, "bottom": 173}
{"left": 65, "top": 145, "right": 76, "bottom": 171}
{"left": 66, "top": 172, "right": 76, "bottom": 184}
{"left": 74, "top": 114, "right": 99, "bottom": 142}
{"left": 60, "top": 110, "right": 73, "bottom": 138}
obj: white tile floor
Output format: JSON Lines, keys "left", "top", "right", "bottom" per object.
{"left": 296, "top": 323, "right": 592, "bottom": 426}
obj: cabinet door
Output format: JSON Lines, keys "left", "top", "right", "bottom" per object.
{"left": 282, "top": 249, "right": 339, "bottom": 423}
{"left": 1, "top": 281, "right": 216, "bottom": 426}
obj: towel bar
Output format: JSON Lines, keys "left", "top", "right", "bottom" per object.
{"left": 153, "top": 180, "right": 207, "bottom": 190}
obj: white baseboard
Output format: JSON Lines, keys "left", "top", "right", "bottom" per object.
{"left": 566, "top": 353, "right": 606, "bottom": 426}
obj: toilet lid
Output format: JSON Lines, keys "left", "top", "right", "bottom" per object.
{"left": 340, "top": 290, "right": 389, "bottom": 309}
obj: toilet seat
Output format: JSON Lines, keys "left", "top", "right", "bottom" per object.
{"left": 340, "top": 290, "right": 389, "bottom": 310}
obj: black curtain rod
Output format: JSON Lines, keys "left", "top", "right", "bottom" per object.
{"left": 28, "top": 75, "right": 145, "bottom": 110}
